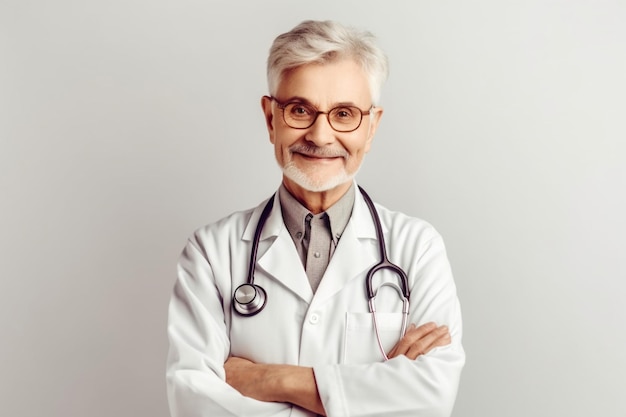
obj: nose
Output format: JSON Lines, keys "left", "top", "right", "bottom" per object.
{"left": 304, "top": 113, "right": 336, "bottom": 146}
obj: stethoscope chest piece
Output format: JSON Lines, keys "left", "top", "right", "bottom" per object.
{"left": 232, "top": 195, "right": 275, "bottom": 317}
{"left": 233, "top": 283, "right": 267, "bottom": 316}
{"left": 232, "top": 185, "right": 411, "bottom": 360}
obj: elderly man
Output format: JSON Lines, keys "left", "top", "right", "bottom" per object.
{"left": 167, "top": 20, "right": 464, "bottom": 417}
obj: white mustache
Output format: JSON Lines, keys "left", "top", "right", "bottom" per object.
{"left": 289, "top": 144, "right": 348, "bottom": 158}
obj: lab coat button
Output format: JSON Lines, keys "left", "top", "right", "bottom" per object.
{"left": 309, "top": 313, "right": 320, "bottom": 324}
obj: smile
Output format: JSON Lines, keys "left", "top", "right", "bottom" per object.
{"left": 289, "top": 144, "right": 348, "bottom": 161}
{"left": 297, "top": 152, "right": 342, "bottom": 160}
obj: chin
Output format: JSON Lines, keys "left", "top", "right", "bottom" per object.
{"left": 282, "top": 163, "right": 356, "bottom": 192}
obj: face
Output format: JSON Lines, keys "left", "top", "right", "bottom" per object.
{"left": 262, "top": 59, "right": 383, "bottom": 197}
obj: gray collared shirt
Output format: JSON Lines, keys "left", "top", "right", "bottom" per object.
{"left": 279, "top": 183, "right": 355, "bottom": 292}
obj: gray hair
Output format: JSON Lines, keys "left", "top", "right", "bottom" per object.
{"left": 267, "top": 20, "right": 389, "bottom": 104}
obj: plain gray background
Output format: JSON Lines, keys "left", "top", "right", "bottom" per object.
{"left": 1, "top": 1, "right": 625, "bottom": 416}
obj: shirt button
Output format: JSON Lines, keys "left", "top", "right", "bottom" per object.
{"left": 309, "top": 313, "right": 320, "bottom": 324}
{"left": 313, "top": 252, "right": 321, "bottom": 258}
{"left": 296, "top": 232, "right": 303, "bottom": 239}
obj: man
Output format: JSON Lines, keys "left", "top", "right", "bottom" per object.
{"left": 167, "top": 20, "right": 464, "bottom": 417}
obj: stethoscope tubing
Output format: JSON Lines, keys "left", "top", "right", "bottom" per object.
{"left": 358, "top": 186, "right": 410, "bottom": 300}
{"left": 245, "top": 195, "right": 275, "bottom": 286}
{"left": 232, "top": 195, "right": 275, "bottom": 316}
{"left": 233, "top": 186, "right": 411, "bottom": 361}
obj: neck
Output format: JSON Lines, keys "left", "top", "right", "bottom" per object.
{"left": 282, "top": 178, "right": 352, "bottom": 214}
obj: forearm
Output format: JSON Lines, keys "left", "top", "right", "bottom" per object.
{"left": 315, "top": 346, "right": 465, "bottom": 417}
{"left": 273, "top": 365, "right": 325, "bottom": 416}
{"left": 225, "top": 357, "right": 326, "bottom": 415}
{"left": 225, "top": 323, "right": 450, "bottom": 416}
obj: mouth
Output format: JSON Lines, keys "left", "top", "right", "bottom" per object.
{"left": 290, "top": 145, "right": 347, "bottom": 161}
{"left": 296, "top": 152, "right": 342, "bottom": 160}
{"left": 293, "top": 153, "right": 345, "bottom": 167}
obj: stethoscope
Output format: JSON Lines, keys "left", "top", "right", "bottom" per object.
{"left": 233, "top": 186, "right": 410, "bottom": 361}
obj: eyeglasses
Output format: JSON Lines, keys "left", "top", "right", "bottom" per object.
{"left": 269, "top": 96, "right": 373, "bottom": 133}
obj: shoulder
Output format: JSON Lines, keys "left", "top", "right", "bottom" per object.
{"left": 184, "top": 201, "right": 264, "bottom": 256}
{"left": 366, "top": 199, "right": 447, "bottom": 263}
{"left": 372, "top": 200, "right": 442, "bottom": 241}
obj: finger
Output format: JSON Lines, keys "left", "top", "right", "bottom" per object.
{"left": 402, "top": 322, "right": 437, "bottom": 344}
{"left": 387, "top": 322, "right": 437, "bottom": 358}
{"left": 391, "top": 324, "right": 448, "bottom": 360}
{"left": 405, "top": 326, "right": 450, "bottom": 360}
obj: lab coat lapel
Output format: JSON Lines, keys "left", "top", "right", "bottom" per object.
{"left": 312, "top": 192, "right": 380, "bottom": 306}
{"left": 258, "top": 231, "right": 313, "bottom": 303}
{"left": 246, "top": 195, "right": 313, "bottom": 304}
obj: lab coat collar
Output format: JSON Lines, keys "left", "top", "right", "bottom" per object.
{"left": 242, "top": 193, "right": 313, "bottom": 303}
{"left": 241, "top": 183, "right": 386, "bottom": 305}
{"left": 241, "top": 193, "right": 284, "bottom": 242}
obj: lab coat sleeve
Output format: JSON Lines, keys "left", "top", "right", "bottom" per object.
{"left": 166, "top": 232, "right": 290, "bottom": 417}
{"left": 313, "top": 234, "right": 465, "bottom": 417}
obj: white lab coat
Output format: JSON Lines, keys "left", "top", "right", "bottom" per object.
{"left": 167, "top": 186, "right": 465, "bottom": 417}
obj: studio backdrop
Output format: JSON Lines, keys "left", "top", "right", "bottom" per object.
{"left": 1, "top": 1, "right": 625, "bottom": 416}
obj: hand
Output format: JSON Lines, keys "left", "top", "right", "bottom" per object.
{"left": 387, "top": 322, "right": 450, "bottom": 360}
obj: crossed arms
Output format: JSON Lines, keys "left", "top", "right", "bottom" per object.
{"left": 224, "top": 322, "right": 451, "bottom": 415}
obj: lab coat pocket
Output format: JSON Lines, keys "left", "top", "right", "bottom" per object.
{"left": 343, "top": 312, "right": 404, "bottom": 364}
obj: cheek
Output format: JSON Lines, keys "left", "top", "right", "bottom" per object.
{"left": 345, "top": 145, "right": 367, "bottom": 167}
{"left": 346, "top": 135, "right": 372, "bottom": 157}
{"left": 273, "top": 141, "right": 286, "bottom": 163}
{"left": 274, "top": 129, "right": 301, "bottom": 149}
{"left": 272, "top": 133, "right": 297, "bottom": 163}
{"left": 363, "top": 140, "right": 372, "bottom": 154}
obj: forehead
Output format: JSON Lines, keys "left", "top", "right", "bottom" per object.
{"left": 276, "top": 59, "right": 372, "bottom": 107}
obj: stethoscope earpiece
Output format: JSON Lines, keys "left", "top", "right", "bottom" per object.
{"left": 233, "top": 283, "right": 267, "bottom": 316}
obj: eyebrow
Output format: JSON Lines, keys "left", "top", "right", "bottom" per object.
{"left": 284, "top": 96, "right": 360, "bottom": 109}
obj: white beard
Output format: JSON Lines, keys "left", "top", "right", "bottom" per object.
{"left": 281, "top": 160, "right": 359, "bottom": 192}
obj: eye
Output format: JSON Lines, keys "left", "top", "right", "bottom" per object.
{"left": 331, "top": 107, "right": 357, "bottom": 121}
{"left": 337, "top": 109, "right": 351, "bottom": 118}
{"left": 287, "top": 103, "right": 314, "bottom": 119}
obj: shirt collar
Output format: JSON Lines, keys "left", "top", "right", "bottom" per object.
{"left": 278, "top": 183, "right": 355, "bottom": 244}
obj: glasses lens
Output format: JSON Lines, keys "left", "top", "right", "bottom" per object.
{"left": 329, "top": 106, "right": 362, "bottom": 132}
{"left": 283, "top": 102, "right": 316, "bottom": 128}
{"left": 281, "top": 101, "right": 364, "bottom": 132}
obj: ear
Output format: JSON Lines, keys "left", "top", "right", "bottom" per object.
{"left": 364, "top": 106, "right": 384, "bottom": 152}
{"left": 261, "top": 96, "right": 276, "bottom": 144}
